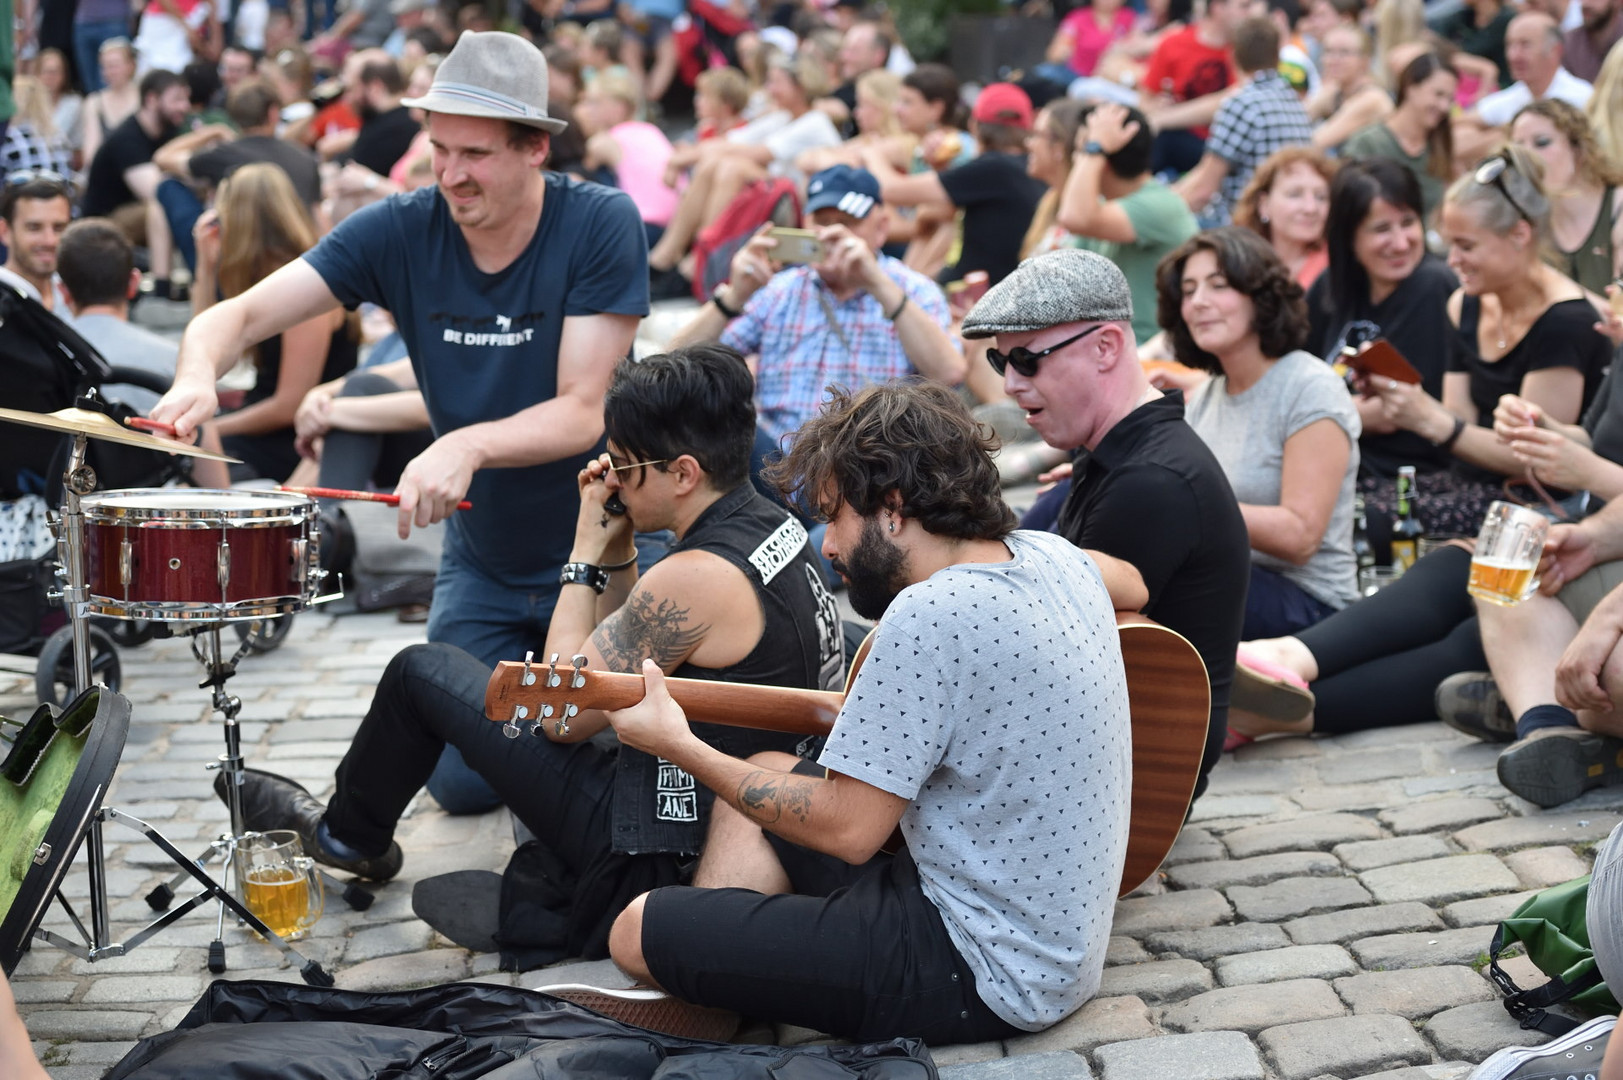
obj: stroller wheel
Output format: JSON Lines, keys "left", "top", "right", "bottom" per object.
{"left": 36, "top": 625, "right": 122, "bottom": 708}
{"left": 234, "top": 615, "right": 294, "bottom": 654}
{"left": 101, "top": 618, "right": 155, "bottom": 648}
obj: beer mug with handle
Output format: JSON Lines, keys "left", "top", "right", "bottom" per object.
{"left": 234, "top": 830, "right": 324, "bottom": 940}
{"left": 1467, "top": 501, "right": 1550, "bottom": 606}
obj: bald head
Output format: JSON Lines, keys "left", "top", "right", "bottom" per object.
{"left": 1506, "top": 11, "right": 1564, "bottom": 87}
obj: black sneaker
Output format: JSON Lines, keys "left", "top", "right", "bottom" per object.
{"left": 1469, "top": 1014, "right": 1612, "bottom": 1079}
{"left": 649, "top": 265, "right": 693, "bottom": 301}
{"left": 1496, "top": 728, "right": 1623, "bottom": 808}
{"left": 213, "top": 767, "right": 403, "bottom": 882}
{"left": 1436, "top": 671, "right": 1516, "bottom": 743}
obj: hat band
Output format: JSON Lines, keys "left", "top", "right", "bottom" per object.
{"left": 428, "top": 80, "right": 550, "bottom": 122}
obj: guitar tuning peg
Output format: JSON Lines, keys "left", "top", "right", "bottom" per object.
{"left": 502, "top": 705, "right": 524, "bottom": 739}
{"left": 522, "top": 650, "right": 536, "bottom": 686}
{"left": 547, "top": 652, "right": 561, "bottom": 688}
{"left": 528, "top": 719, "right": 544, "bottom": 737}
{"left": 571, "top": 654, "right": 588, "bottom": 689}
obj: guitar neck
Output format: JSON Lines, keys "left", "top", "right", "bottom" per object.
{"left": 484, "top": 665, "right": 845, "bottom": 736}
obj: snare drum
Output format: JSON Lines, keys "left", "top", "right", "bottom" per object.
{"left": 81, "top": 489, "right": 320, "bottom": 622}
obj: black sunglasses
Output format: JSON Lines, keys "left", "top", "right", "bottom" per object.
{"left": 4, "top": 169, "right": 72, "bottom": 195}
{"left": 1474, "top": 155, "right": 1534, "bottom": 226}
{"left": 986, "top": 324, "right": 1103, "bottom": 377}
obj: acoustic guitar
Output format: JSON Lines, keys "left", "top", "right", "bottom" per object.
{"left": 484, "top": 612, "right": 1210, "bottom": 897}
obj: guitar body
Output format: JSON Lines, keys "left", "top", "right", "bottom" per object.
{"left": 486, "top": 613, "right": 1209, "bottom": 898}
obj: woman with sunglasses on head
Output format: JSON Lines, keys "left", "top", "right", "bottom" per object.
{"left": 1510, "top": 99, "right": 1623, "bottom": 296}
{"left": 1156, "top": 226, "right": 1361, "bottom": 639}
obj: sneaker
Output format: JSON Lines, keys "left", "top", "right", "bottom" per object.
{"left": 1231, "top": 647, "right": 1315, "bottom": 727}
{"left": 537, "top": 984, "right": 741, "bottom": 1042}
{"left": 649, "top": 265, "right": 693, "bottom": 301}
{"left": 1469, "top": 1014, "right": 1614, "bottom": 1080}
{"left": 1496, "top": 727, "right": 1623, "bottom": 808}
{"left": 1437, "top": 671, "right": 1516, "bottom": 743}
{"left": 213, "top": 767, "right": 403, "bottom": 882}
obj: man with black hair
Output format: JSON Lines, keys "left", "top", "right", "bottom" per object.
{"left": 347, "top": 50, "right": 420, "bottom": 178}
{"left": 223, "top": 345, "right": 844, "bottom": 962}
{"left": 154, "top": 79, "right": 321, "bottom": 206}
{"left": 0, "top": 176, "right": 72, "bottom": 314}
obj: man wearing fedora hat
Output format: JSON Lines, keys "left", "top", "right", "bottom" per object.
{"left": 152, "top": 30, "right": 650, "bottom": 812}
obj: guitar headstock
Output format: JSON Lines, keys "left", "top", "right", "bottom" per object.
{"left": 487, "top": 651, "right": 595, "bottom": 739}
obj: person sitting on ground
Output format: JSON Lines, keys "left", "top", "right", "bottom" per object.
{"left": 1510, "top": 98, "right": 1623, "bottom": 296}
{"left": 1136, "top": 0, "right": 1245, "bottom": 176}
{"left": 291, "top": 351, "right": 431, "bottom": 501}
{"left": 1455, "top": 11, "right": 1593, "bottom": 165}
{"left": 796, "top": 69, "right": 911, "bottom": 182}
{"left": 962, "top": 247, "right": 1249, "bottom": 800}
{"left": 1231, "top": 145, "right": 1335, "bottom": 290}
{"left": 1040, "top": 0, "right": 1139, "bottom": 90}
{"left": 884, "top": 63, "right": 975, "bottom": 275}
{"left": 194, "top": 163, "right": 359, "bottom": 482}
{"left": 223, "top": 346, "right": 846, "bottom": 966}
{"left": 582, "top": 379, "right": 1145, "bottom": 1045}
{"left": 861, "top": 82, "right": 1047, "bottom": 288}
{"left": 577, "top": 69, "right": 676, "bottom": 246}
{"left": 646, "top": 52, "right": 839, "bottom": 295}
{"left": 1017, "top": 99, "right": 1089, "bottom": 262}
{"left": 1055, "top": 102, "right": 1198, "bottom": 346}
{"left": 79, "top": 38, "right": 141, "bottom": 173}
{"left": 1342, "top": 50, "right": 1458, "bottom": 222}
{"left": 0, "top": 174, "right": 72, "bottom": 316}
{"left": 3, "top": 77, "right": 75, "bottom": 180}
{"left": 1427, "top": 0, "right": 1513, "bottom": 96}
{"left": 79, "top": 68, "right": 193, "bottom": 302}
{"left": 668, "top": 164, "right": 963, "bottom": 483}
{"left": 1174, "top": 16, "right": 1315, "bottom": 227}
{"left": 1306, "top": 24, "right": 1392, "bottom": 152}
{"left": 822, "top": 20, "right": 893, "bottom": 136}
{"left": 37, "top": 49, "right": 83, "bottom": 170}
{"left": 345, "top": 51, "right": 421, "bottom": 180}
{"left": 1160, "top": 226, "right": 1361, "bottom": 638}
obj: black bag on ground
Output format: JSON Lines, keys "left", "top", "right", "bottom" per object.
{"left": 104, "top": 979, "right": 938, "bottom": 1080}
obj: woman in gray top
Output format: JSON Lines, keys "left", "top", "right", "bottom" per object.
{"left": 1157, "top": 226, "right": 1361, "bottom": 639}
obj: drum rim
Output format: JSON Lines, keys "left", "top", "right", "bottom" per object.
{"left": 84, "top": 595, "right": 311, "bottom": 622}
{"left": 82, "top": 489, "right": 316, "bottom": 526}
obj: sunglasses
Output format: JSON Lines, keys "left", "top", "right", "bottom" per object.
{"left": 5, "top": 168, "right": 70, "bottom": 190}
{"left": 986, "top": 324, "right": 1103, "bottom": 377}
{"left": 606, "top": 456, "right": 668, "bottom": 475}
{"left": 1475, "top": 155, "right": 1535, "bottom": 226}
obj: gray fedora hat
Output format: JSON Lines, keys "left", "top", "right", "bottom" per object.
{"left": 961, "top": 248, "right": 1133, "bottom": 338}
{"left": 401, "top": 30, "right": 568, "bottom": 134}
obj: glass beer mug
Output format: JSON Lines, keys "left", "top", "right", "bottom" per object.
{"left": 234, "top": 830, "right": 324, "bottom": 940}
{"left": 1467, "top": 501, "right": 1550, "bottom": 607}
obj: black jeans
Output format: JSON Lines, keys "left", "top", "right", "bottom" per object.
{"left": 325, "top": 642, "right": 616, "bottom": 874}
{"left": 317, "top": 371, "right": 435, "bottom": 494}
{"left": 1295, "top": 544, "right": 1484, "bottom": 733}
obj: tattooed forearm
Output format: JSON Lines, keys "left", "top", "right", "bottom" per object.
{"left": 736, "top": 770, "right": 817, "bottom": 825}
{"left": 591, "top": 589, "right": 711, "bottom": 673}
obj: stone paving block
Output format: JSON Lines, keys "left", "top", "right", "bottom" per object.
{"left": 1316, "top": 749, "right": 1434, "bottom": 785}
{"left": 1349, "top": 1066, "right": 1473, "bottom": 1080}
{"left": 1232, "top": 737, "right": 1323, "bottom": 761}
{"left": 1503, "top": 846, "right": 1591, "bottom": 889}
{"left": 1258, "top": 1014, "right": 1432, "bottom": 1080}
{"left": 1453, "top": 812, "right": 1623, "bottom": 852}
{"left": 1334, "top": 836, "right": 1453, "bottom": 872}
{"left": 42, "top": 1066, "right": 107, "bottom": 1080}
{"left": 1224, "top": 814, "right": 1386, "bottom": 858}
{"left": 1094, "top": 1030, "right": 1264, "bottom": 1080}
{"left": 1147, "top": 923, "right": 1291, "bottom": 961}
{"left": 9, "top": 981, "right": 76, "bottom": 1004}
{"left": 1422, "top": 1000, "right": 1552, "bottom": 1060}
{"left": 298, "top": 699, "right": 373, "bottom": 719}
{"left": 68, "top": 949, "right": 183, "bottom": 975}
{"left": 1332, "top": 966, "right": 1495, "bottom": 1019}
{"left": 1402, "top": 771, "right": 1500, "bottom": 797}
{"left": 1167, "top": 852, "right": 1341, "bottom": 891}
{"left": 940, "top": 1051, "right": 1093, "bottom": 1080}
{"left": 1378, "top": 798, "right": 1503, "bottom": 836}
{"left": 1189, "top": 796, "right": 1293, "bottom": 822}
{"left": 64, "top": 1040, "right": 140, "bottom": 1064}
{"left": 1160, "top": 979, "right": 1346, "bottom": 1034}
{"left": 1164, "top": 828, "right": 1225, "bottom": 867}
{"left": 1214, "top": 944, "right": 1358, "bottom": 986}
{"left": 1098, "top": 959, "right": 1212, "bottom": 1003}
{"left": 23, "top": 1010, "right": 154, "bottom": 1040}
{"left": 1106, "top": 937, "right": 1150, "bottom": 967}
{"left": 1004, "top": 996, "right": 1156, "bottom": 1055}
{"left": 1111, "top": 889, "right": 1231, "bottom": 936}
{"left": 1227, "top": 876, "right": 1373, "bottom": 922}
{"left": 1202, "top": 761, "right": 1313, "bottom": 796}
{"left": 1292, "top": 782, "right": 1407, "bottom": 814}
{"left": 1359, "top": 854, "right": 1521, "bottom": 905}
{"left": 80, "top": 975, "right": 206, "bottom": 1004}
{"left": 931, "top": 1042, "right": 1005, "bottom": 1067}
{"left": 1331, "top": 724, "right": 1462, "bottom": 750}
{"left": 335, "top": 949, "right": 469, "bottom": 992}
{"left": 1349, "top": 927, "right": 1495, "bottom": 971}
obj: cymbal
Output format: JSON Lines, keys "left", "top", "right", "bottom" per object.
{"left": 0, "top": 407, "right": 239, "bottom": 463}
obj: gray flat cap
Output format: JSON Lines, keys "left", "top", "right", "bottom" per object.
{"left": 960, "top": 248, "right": 1133, "bottom": 338}
{"left": 401, "top": 31, "right": 568, "bottom": 134}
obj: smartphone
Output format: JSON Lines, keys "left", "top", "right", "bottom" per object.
{"left": 768, "top": 227, "right": 826, "bottom": 265}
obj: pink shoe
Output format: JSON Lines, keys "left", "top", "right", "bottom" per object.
{"left": 1232, "top": 646, "right": 1315, "bottom": 728}
{"left": 1223, "top": 729, "right": 1254, "bottom": 753}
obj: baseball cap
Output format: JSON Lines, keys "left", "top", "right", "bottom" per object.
{"left": 961, "top": 249, "right": 1133, "bottom": 337}
{"left": 972, "top": 82, "right": 1033, "bottom": 130}
{"left": 401, "top": 30, "right": 567, "bottom": 133}
{"left": 804, "top": 165, "right": 882, "bottom": 219}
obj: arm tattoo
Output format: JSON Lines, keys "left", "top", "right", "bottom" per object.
{"left": 591, "top": 589, "right": 711, "bottom": 673}
{"left": 736, "top": 770, "right": 817, "bottom": 825}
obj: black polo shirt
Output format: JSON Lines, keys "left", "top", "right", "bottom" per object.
{"left": 1056, "top": 390, "right": 1250, "bottom": 799}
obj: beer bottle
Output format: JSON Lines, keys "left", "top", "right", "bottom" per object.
{"left": 1390, "top": 466, "right": 1425, "bottom": 575}
{"left": 1353, "top": 495, "right": 1375, "bottom": 574}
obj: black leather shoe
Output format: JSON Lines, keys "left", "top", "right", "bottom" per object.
{"left": 214, "top": 767, "right": 403, "bottom": 882}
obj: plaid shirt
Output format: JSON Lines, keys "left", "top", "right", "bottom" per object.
{"left": 722, "top": 255, "right": 953, "bottom": 445}
{"left": 1203, "top": 69, "right": 1313, "bottom": 225}
{"left": 1, "top": 123, "right": 72, "bottom": 179}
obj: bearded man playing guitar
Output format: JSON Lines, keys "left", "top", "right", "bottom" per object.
{"left": 569, "top": 380, "right": 1146, "bottom": 1045}
{"left": 225, "top": 345, "right": 846, "bottom": 960}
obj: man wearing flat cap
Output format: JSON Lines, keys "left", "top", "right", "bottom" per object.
{"left": 152, "top": 31, "right": 650, "bottom": 812}
{"left": 962, "top": 248, "right": 1250, "bottom": 798}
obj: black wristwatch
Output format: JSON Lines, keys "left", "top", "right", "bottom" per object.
{"left": 1080, "top": 140, "right": 1106, "bottom": 156}
{"left": 560, "top": 562, "right": 610, "bottom": 594}
{"left": 711, "top": 286, "right": 742, "bottom": 319}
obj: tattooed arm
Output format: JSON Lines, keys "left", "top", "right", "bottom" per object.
{"left": 608, "top": 661, "right": 909, "bottom": 862}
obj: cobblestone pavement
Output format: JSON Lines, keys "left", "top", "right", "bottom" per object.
{"left": 6, "top": 606, "right": 1619, "bottom": 1080}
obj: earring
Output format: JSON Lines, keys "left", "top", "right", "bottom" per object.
{"left": 1259, "top": 210, "right": 1270, "bottom": 224}
{"left": 888, "top": 521, "right": 895, "bottom": 533}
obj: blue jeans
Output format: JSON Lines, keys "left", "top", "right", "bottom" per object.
{"left": 74, "top": 18, "right": 130, "bottom": 94}
{"left": 155, "top": 178, "right": 204, "bottom": 273}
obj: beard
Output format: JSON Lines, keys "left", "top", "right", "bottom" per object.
{"left": 831, "top": 517, "right": 909, "bottom": 621}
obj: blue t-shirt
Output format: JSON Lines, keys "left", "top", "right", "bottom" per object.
{"left": 302, "top": 175, "right": 650, "bottom": 587}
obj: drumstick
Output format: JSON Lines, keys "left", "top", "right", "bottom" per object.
{"left": 278, "top": 485, "right": 473, "bottom": 511}
{"left": 125, "top": 416, "right": 178, "bottom": 436}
